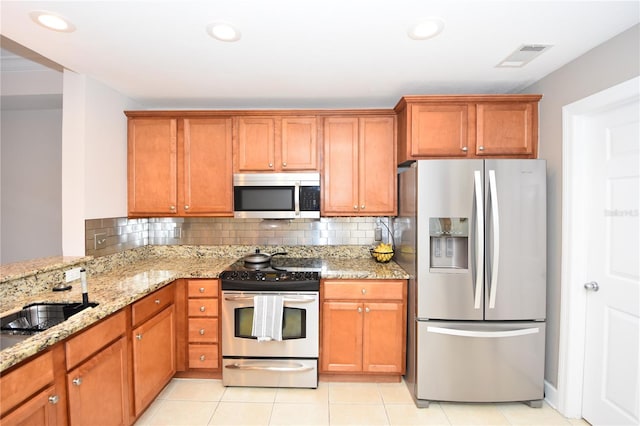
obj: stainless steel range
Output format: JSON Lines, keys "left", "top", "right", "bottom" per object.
{"left": 220, "top": 257, "right": 321, "bottom": 388}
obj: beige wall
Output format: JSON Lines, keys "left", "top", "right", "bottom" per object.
{"left": 523, "top": 24, "right": 640, "bottom": 388}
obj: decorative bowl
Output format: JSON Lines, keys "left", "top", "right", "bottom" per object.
{"left": 370, "top": 248, "right": 395, "bottom": 263}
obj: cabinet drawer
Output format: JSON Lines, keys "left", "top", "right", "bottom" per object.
{"left": 188, "top": 298, "right": 218, "bottom": 317}
{"left": 188, "top": 318, "right": 218, "bottom": 343}
{"left": 1, "top": 350, "right": 55, "bottom": 416}
{"left": 188, "top": 344, "right": 218, "bottom": 369}
{"left": 187, "top": 279, "right": 218, "bottom": 298}
{"left": 132, "top": 284, "right": 175, "bottom": 326}
{"left": 323, "top": 280, "right": 405, "bottom": 300}
{"left": 66, "top": 309, "right": 127, "bottom": 370}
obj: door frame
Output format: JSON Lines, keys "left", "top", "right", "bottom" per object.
{"left": 557, "top": 76, "right": 640, "bottom": 418}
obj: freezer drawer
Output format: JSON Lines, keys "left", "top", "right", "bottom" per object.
{"left": 416, "top": 321, "right": 545, "bottom": 403}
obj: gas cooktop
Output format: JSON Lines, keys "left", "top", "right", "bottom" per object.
{"left": 219, "top": 258, "right": 322, "bottom": 291}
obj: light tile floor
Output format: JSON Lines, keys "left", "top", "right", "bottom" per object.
{"left": 135, "top": 378, "right": 591, "bottom": 426}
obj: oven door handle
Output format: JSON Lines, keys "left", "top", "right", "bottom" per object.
{"left": 225, "top": 362, "right": 314, "bottom": 372}
{"left": 223, "top": 295, "right": 317, "bottom": 304}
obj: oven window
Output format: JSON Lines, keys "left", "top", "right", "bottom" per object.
{"left": 234, "top": 307, "right": 306, "bottom": 340}
{"left": 234, "top": 186, "right": 295, "bottom": 211}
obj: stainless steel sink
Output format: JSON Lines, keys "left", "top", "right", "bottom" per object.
{"left": 0, "top": 302, "right": 98, "bottom": 350}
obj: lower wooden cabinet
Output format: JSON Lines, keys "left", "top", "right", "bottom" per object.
{"left": 179, "top": 279, "right": 220, "bottom": 371}
{"left": 67, "top": 337, "right": 128, "bottom": 425}
{"left": 0, "top": 348, "right": 66, "bottom": 426}
{"left": 0, "top": 385, "right": 61, "bottom": 426}
{"left": 321, "top": 280, "right": 406, "bottom": 376}
{"left": 131, "top": 304, "right": 176, "bottom": 416}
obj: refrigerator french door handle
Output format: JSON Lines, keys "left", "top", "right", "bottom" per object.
{"left": 473, "top": 170, "right": 484, "bottom": 310}
{"left": 426, "top": 326, "right": 540, "bottom": 338}
{"left": 488, "top": 170, "right": 500, "bottom": 309}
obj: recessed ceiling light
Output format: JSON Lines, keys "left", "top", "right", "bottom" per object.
{"left": 408, "top": 18, "right": 445, "bottom": 40}
{"left": 207, "top": 22, "right": 241, "bottom": 42}
{"left": 29, "top": 11, "right": 75, "bottom": 32}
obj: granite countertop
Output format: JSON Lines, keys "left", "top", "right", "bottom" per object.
{"left": 0, "top": 251, "right": 408, "bottom": 372}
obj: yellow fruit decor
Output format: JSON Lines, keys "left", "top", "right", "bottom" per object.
{"left": 370, "top": 242, "right": 394, "bottom": 263}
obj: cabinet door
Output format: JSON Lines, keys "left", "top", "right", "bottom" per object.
{"left": 128, "top": 118, "right": 178, "bottom": 215}
{"left": 322, "top": 117, "right": 359, "bottom": 215}
{"left": 235, "top": 117, "right": 276, "bottom": 171}
{"left": 0, "top": 385, "right": 59, "bottom": 426}
{"left": 181, "top": 118, "right": 233, "bottom": 215}
{"left": 410, "top": 104, "right": 472, "bottom": 157}
{"left": 132, "top": 305, "right": 176, "bottom": 416}
{"left": 281, "top": 117, "right": 318, "bottom": 170}
{"left": 476, "top": 102, "right": 536, "bottom": 156}
{"left": 359, "top": 116, "right": 397, "bottom": 215}
{"left": 67, "top": 337, "right": 128, "bottom": 426}
{"left": 362, "top": 302, "right": 405, "bottom": 373}
{"left": 321, "top": 301, "right": 363, "bottom": 372}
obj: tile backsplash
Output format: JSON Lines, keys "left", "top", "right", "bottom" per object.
{"left": 85, "top": 216, "right": 393, "bottom": 257}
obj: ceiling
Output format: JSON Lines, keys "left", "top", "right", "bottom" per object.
{"left": 1, "top": 0, "right": 638, "bottom": 109}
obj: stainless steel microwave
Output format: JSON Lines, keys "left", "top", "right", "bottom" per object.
{"left": 233, "top": 173, "right": 320, "bottom": 219}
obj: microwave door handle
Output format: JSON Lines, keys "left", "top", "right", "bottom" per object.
{"left": 294, "top": 181, "right": 300, "bottom": 216}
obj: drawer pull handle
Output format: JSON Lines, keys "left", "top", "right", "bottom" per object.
{"left": 199, "top": 287, "right": 205, "bottom": 293}
{"left": 136, "top": 333, "right": 143, "bottom": 340}
{"left": 72, "top": 377, "right": 82, "bottom": 386}
{"left": 200, "top": 355, "right": 206, "bottom": 361}
{"left": 199, "top": 329, "right": 205, "bottom": 335}
{"left": 155, "top": 299, "right": 160, "bottom": 304}
{"left": 199, "top": 306, "right": 206, "bottom": 312}
{"left": 361, "top": 288, "right": 366, "bottom": 295}
{"left": 49, "top": 395, "right": 59, "bottom": 404}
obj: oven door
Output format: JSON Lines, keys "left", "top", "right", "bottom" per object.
{"left": 221, "top": 291, "right": 319, "bottom": 358}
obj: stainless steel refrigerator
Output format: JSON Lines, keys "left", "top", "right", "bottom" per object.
{"left": 395, "top": 159, "right": 546, "bottom": 408}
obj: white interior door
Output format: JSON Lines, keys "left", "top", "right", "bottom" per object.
{"left": 581, "top": 95, "right": 639, "bottom": 425}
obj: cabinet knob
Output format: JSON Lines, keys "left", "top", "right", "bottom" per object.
{"left": 136, "top": 333, "right": 143, "bottom": 340}
{"left": 184, "top": 205, "right": 190, "bottom": 210}
{"left": 72, "top": 377, "right": 82, "bottom": 386}
{"left": 200, "top": 306, "right": 206, "bottom": 312}
{"left": 461, "top": 146, "right": 468, "bottom": 152}
{"left": 200, "top": 355, "right": 206, "bottom": 361}
{"left": 365, "top": 307, "right": 370, "bottom": 313}
{"left": 269, "top": 162, "right": 273, "bottom": 168}
{"left": 170, "top": 205, "right": 176, "bottom": 211}
{"left": 354, "top": 205, "right": 358, "bottom": 210}
{"left": 199, "top": 287, "right": 205, "bottom": 293}
{"left": 282, "top": 162, "right": 287, "bottom": 167}
{"left": 358, "top": 307, "right": 363, "bottom": 313}
{"left": 155, "top": 299, "right": 160, "bottom": 304}
{"left": 49, "top": 395, "right": 59, "bottom": 405}
{"left": 478, "top": 146, "right": 485, "bottom": 151}
{"left": 199, "top": 329, "right": 205, "bottom": 335}
{"left": 361, "top": 205, "right": 365, "bottom": 209}
{"left": 361, "top": 288, "right": 366, "bottom": 295}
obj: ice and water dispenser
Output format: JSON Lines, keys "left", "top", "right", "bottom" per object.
{"left": 429, "top": 218, "right": 468, "bottom": 270}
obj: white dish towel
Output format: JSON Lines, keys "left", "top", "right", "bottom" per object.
{"left": 251, "top": 295, "right": 284, "bottom": 341}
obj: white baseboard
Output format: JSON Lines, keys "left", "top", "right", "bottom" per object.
{"left": 544, "top": 380, "right": 559, "bottom": 410}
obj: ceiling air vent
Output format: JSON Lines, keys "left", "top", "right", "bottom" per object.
{"left": 497, "top": 44, "right": 552, "bottom": 68}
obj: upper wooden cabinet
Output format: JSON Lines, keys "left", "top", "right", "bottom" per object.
{"left": 233, "top": 116, "right": 319, "bottom": 172}
{"left": 322, "top": 115, "right": 397, "bottom": 216}
{"left": 127, "top": 114, "right": 233, "bottom": 217}
{"left": 395, "top": 95, "right": 541, "bottom": 164}
{"left": 127, "top": 117, "right": 178, "bottom": 216}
